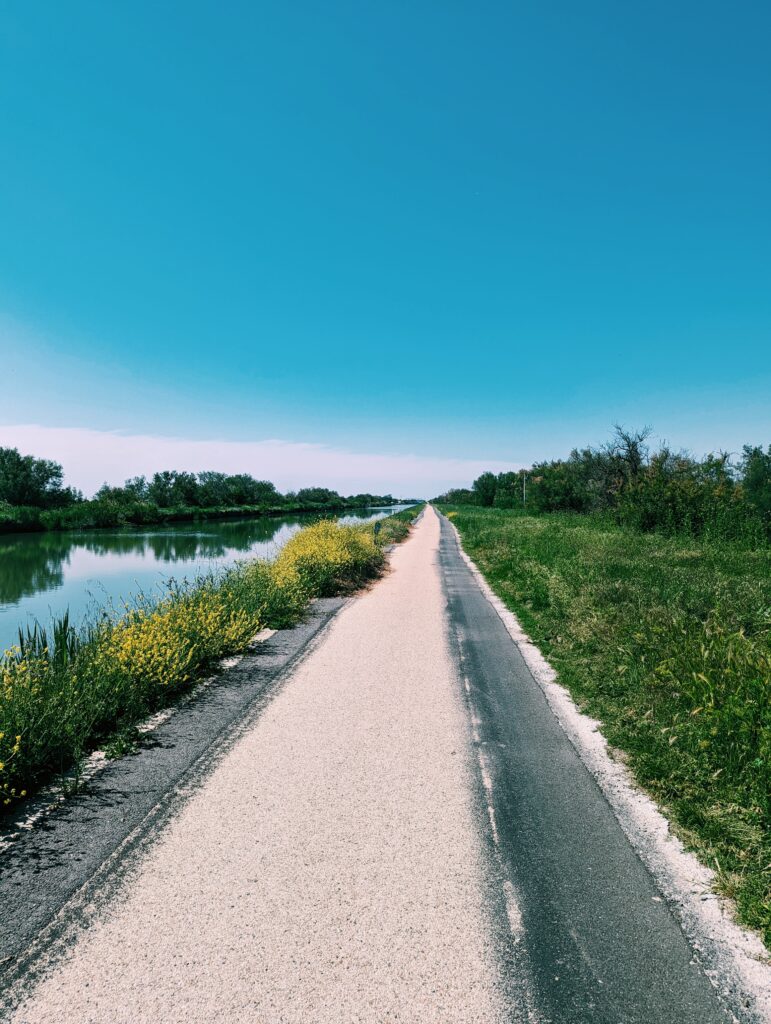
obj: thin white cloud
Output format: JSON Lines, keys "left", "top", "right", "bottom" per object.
{"left": 0, "top": 424, "right": 517, "bottom": 498}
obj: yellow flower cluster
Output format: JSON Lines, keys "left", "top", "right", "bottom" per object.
{"left": 274, "top": 520, "right": 383, "bottom": 597}
{"left": 0, "top": 715, "right": 25, "bottom": 804}
{"left": 101, "top": 589, "right": 261, "bottom": 692}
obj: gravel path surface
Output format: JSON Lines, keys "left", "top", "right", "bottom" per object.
{"left": 13, "top": 506, "right": 508, "bottom": 1024}
{"left": 0, "top": 598, "right": 346, "bottom": 978}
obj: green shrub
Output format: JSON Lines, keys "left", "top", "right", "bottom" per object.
{"left": 0, "top": 503, "right": 43, "bottom": 533}
{"left": 274, "top": 520, "right": 384, "bottom": 597}
{"left": 436, "top": 428, "right": 770, "bottom": 548}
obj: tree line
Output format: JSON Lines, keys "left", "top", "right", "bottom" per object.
{"left": 0, "top": 447, "right": 413, "bottom": 533}
{"left": 436, "top": 427, "right": 771, "bottom": 545}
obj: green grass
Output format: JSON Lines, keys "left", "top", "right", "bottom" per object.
{"left": 441, "top": 505, "right": 771, "bottom": 946}
{"left": 0, "top": 508, "right": 422, "bottom": 809}
{"left": 375, "top": 502, "right": 425, "bottom": 544}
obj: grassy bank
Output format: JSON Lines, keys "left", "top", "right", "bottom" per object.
{"left": 0, "top": 507, "right": 422, "bottom": 809}
{"left": 0, "top": 498, "right": 412, "bottom": 535}
{"left": 441, "top": 505, "right": 770, "bottom": 945}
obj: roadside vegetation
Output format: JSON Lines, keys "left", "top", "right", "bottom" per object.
{"left": 0, "top": 446, "right": 419, "bottom": 534}
{"left": 0, "top": 507, "right": 423, "bottom": 810}
{"left": 437, "top": 427, "right": 770, "bottom": 944}
{"left": 438, "top": 427, "right": 771, "bottom": 545}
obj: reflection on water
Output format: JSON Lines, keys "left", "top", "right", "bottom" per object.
{"left": 0, "top": 508, "right": 404, "bottom": 654}
{"left": 0, "top": 517, "right": 293, "bottom": 605}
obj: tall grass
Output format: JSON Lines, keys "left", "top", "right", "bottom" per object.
{"left": 443, "top": 505, "right": 771, "bottom": 945}
{"left": 0, "top": 510, "right": 421, "bottom": 808}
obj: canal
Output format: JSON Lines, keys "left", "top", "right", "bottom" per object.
{"left": 0, "top": 507, "right": 407, "bottom": 655}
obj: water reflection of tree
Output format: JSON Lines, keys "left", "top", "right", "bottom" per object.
{"left": 0, "top": 534, "right": 69, "bottom": 604}
{"left": 0, "top": 517, "right": 293, "bottom": 605}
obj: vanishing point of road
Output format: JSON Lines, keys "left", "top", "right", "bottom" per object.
{"left": 3, "top": 507, "right": 739, "bottom": 1023}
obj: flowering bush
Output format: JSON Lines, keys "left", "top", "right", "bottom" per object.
{"left": 274, "top": 520, "right": 384, "bottom": 597}
{"left": 238, "top": 559, "right": 307, "bottom": 629}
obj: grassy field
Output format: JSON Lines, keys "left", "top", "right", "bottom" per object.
{"left": 441, "top": 505, "right": 770, "bottom": 945}
{"left": 0, "top": 507, "right": 423, "bottom": 809}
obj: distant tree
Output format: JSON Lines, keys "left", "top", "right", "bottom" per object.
{"left": 529, "top": 431, "right": 653, "bottom": 514}
{"left": 224, "top": 475, "right": 281, "bottom": 506}
{"left": 436, "top": 426, "right": 769, "bottom": 545}
{"left": 528, "top": 455, "right": 597, "bottom": 512}
{"left": 296, "top": 487, "right": 342, "bottom": 505}
{"left": 123, "top": 475, "right": 149, "bottom": 500}
{"left": 350, "top": 493, "right": 394, "bottom": 506}
{"left": 0, "top": 447, "right": 78, "bottom": 508}
{"left": 739, "top": 444, "right": 771, "bottom": 525}
{"left": 94, "top": 484, "right": 128, "bottom": 504}
{"left": 493, "top": 472, "right": 521, "bottom": 508}
{"left": 92, "top": 476, "right": 149, "bottom": 505}
{"left": 196, "top": 471, "right": 230, "bottom": 506}
{"left": 252, "top": 479, "right": 282, "bottom": 505}
{"left": 435, "top": 487, "right": 475, "bottom": 503}
{"left": 472, "top": 472, "right": 498, "bottom": 507}
{"left": 609, "top": 425, "right": 652, "bottom": 487}
{"left": 147, "top": 470, "right": 200, "bottom": 507}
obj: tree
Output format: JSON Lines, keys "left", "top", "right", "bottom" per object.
{"left": 93, "top": 476, "right": 150, "bottom": 506}
{"left": 147, "top": 470, "right": 200, "bottom": 507}
{"left": 124, "top": 476, "right": 149, "bottom": 500}
{"left": 0, "top": 447, "right": 78, "bottom": 508}
{"left": 472, "top": 472, "right": 498, "bottom": 507}
{"left": 296, "top": 487, "right": 342, "bottom": 505}
{"left": 225, "top": 475, "right": 281, "bottom": 506}
{"left": 493, "top": 472, "right": 521, "bottom": 507}
{"left": 739, "top": 444, "right": 771, "bottom": 525}
{"left": 609, "top": 425, "right": 652, "bottom": 487}
{"left": 196, "top": 471, "right": 229, "bottom": 506}
{"left": 434, "top": 487, "right": 474, "bottom": 503}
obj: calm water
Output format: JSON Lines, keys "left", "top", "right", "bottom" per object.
{"left": 0, "top": 507, "right": 407, "bottom": 655}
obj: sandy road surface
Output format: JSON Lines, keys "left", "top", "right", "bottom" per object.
{"left": 13, "top": 506, "right": 508, "bottom": 1024}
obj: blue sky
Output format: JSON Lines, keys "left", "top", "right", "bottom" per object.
{"left": 1, "top": 1, "right": 769, "bottom": 493}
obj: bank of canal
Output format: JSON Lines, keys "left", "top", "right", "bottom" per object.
{"left": 0, "top": 507, "right": 408, "bottom": 655}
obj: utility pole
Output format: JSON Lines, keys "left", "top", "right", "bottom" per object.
{"left": 522, "top": 470, "right": 527, "bottom": 507}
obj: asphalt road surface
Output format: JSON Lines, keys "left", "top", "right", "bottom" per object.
{"left": 2, "top": 506, "right": 739, "bottom": 1023}
{"left": 437, "top": 511, "right": 733, "bottom": 1024}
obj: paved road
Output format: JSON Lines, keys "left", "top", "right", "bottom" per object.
{"left": 3, "top": 507, "right": 738, "bottom": 1022}
{"left": 437, "top": 512, "right": 732, "bottom": 1024}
